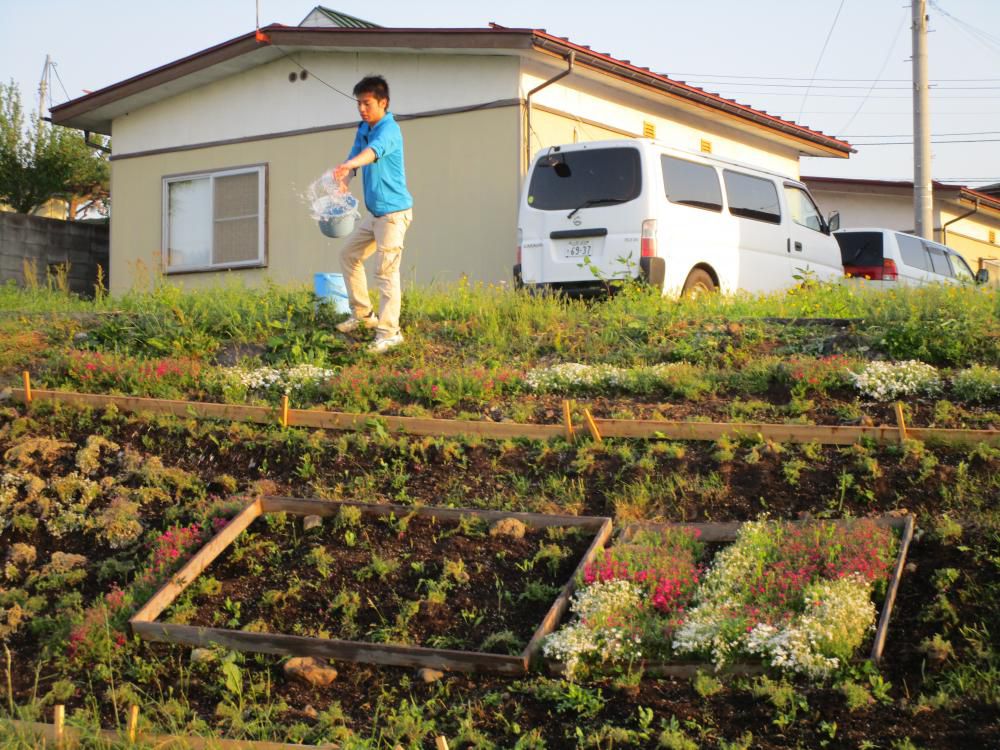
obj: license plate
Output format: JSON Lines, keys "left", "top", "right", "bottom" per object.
{"left": 564, "top": 240, "right": 593, "bottom": 258}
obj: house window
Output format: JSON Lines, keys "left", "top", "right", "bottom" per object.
{"left": 163, "top": 165, "right": 266, "bottom": 272}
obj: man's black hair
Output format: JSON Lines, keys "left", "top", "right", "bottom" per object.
{"left": 353, "top": 75, "right": 389, "bottom": 102}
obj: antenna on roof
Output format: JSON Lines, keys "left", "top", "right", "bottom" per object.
{"left": 255, "top": 0, "right": 271, "bottom": 44}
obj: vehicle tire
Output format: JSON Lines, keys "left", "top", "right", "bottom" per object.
{"left": 681, "top": 268, "right": 716, "bottom": 297}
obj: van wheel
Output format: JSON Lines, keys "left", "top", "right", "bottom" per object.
{"left": 682, "top": 269, "right": 716, "bottom": 297}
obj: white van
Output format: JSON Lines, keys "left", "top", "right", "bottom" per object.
{"left": 514, "top": 138, "right": 844, "bottom": 296}
{"left": 834, "top": 228, "right": 989, "bottom": 287}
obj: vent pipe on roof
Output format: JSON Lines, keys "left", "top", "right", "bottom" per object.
{"left": 524, "top": 51, "right": 574, "bottom": 174}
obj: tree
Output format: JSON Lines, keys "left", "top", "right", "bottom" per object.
{"left": 0, "top": 80, "right": 109, "bottom": 217}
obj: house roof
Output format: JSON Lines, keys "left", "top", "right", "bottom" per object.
{"left": 802, "top": 175, "right": 1000, "bottom": 214}
{"left": 49, "top": 24, "right": 852, "bottom": 157}
{"left": 300, "top": 6, "right": 380, "bottom": 29}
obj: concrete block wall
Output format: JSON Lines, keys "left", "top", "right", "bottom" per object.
{"left": 0, "top": 212, "right": 109, "bottom": 297}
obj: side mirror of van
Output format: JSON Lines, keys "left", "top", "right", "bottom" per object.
{"left": 976, "top": 268, "right": 990, "bottom": 285}
{"left": 827, "top": 211, "right": 841, "bottom": 233}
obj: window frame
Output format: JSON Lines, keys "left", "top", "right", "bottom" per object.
{"left": 660, "top": 154, "right": 723, "bottom": 213}
{"left": 782, "top": 183, "right": 826, "bottom": 233}
{"left": 722, "top": 169, "right": 782, "bottom": 225}
{"left": 161, "top": 163, "right": 268, "bottom": 275}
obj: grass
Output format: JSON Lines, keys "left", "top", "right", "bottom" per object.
{"left": 1, "top": 277, "right": 999, "bottom": 748}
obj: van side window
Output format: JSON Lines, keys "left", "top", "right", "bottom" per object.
{"left": 783, "top": 186, "right": 824, "bottom": 232}
{"left": 926, "top": 245, "right": 954, "bottom": 277}
{"left": 950, "top": 253, "right": 975, "bottom": 281}
{"left": 661, "top": 155, "right": 722, "bottom": 212}
{"left": 896, "top": 233, "right": 929, "bottom": 270}
{"left": 723, "top": 170, "right": 781, "bottom": 224}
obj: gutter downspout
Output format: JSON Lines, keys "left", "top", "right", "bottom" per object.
{"left": 524, "top": 51, "right": 574, "bottom": 174}
{"left": 941, "top": 196, "right": 980, "bottom": 246}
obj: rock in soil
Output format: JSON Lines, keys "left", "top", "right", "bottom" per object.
{"left": 284, "top": 657, "right": 338, "bottom": 687}
{"left": 303, "top": 514, "right": 322, "bottom": 531}
{"left": 189, "top": 648, "right": 216, "bottom": 665}
{"left": 489, "top": 518, "right": 526, "bottom": 539}
{"left": 417, "top": 668, "right": 444, "bottom": 683}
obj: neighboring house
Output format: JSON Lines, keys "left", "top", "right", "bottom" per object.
{"left": 50, "top": 6, "right": 852, "bottom": 294}
{"left": 803, "top": 176, "right": 1000, "bottom": 278}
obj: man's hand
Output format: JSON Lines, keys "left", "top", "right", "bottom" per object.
{"left": 333, "top": 163, "right": 352, "bottom": 184}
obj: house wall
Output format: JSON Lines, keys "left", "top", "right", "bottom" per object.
{"left": 520, "top": 64, "right": 803, "bottom": 177}
{"left": 938, "top": 205, "right": 1000, "bottom": 267}
{"left": 105, "top": 50, "right": 831, "bottom": 293}
{"left": 0, "top": 212, "right": 108, "bottom": 296}
{"left": 108, "top": 104, "right": 521, "bottom": 293}
{"left": 111, "top": 53, "right": 520, "bottom": 156}
{"left": 804, "top": 186, "right": 918, "bottom": 232}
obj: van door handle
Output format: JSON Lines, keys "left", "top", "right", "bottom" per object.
{"left": 794, "top": 241, "right": 803, "bottom": 252}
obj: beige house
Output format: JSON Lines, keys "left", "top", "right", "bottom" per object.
{"left": 51, "top": 8, "right": 852, "bottom": 294}
{"left": 803, "top": 176, "right": 1000, "bottom": 277}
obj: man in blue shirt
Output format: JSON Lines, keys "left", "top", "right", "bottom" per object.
{"left": 332, "top": 75, "right": 413, "bottom": 353}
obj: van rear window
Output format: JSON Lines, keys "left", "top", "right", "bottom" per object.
{"left": 527, "top": 147, "right": 641, "bottom": 211}
{"left": 835, "top": 232, "right": 884, "bottom": 266}
{"left": 723, "top": 170, "right": 781, "bottom": 224}
{"left": 661, "top": 155, "right": 722, "bottom": 211}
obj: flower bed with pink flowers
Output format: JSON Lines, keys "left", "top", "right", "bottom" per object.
{"left": 544, "top": 517, "right": 910, "bottom": 681}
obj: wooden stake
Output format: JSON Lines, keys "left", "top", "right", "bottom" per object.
{"left": 53, "top": 704, "right": 65, "bottom": 749}
{"left": 127, "top": 704, "right": 139, "bottom": 743}
{"left": 562, "top": 400, "right": 575, "bottom": 442}
{"left": 894, "top": 402, "right": 908, "bottom": 443}
{"left": 435, "top": 737, "right": 450, "bottom": 750}
{"left": 280, "top": 395, "right": 289, "bottom": 428}
{"left": 583, "top": 408, "right": 602, "bottom": 443}
{"left": 22, "top": 371, "right": 31, "bottom": 403}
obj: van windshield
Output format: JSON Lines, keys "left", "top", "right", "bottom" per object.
{"left": 527, "top": 147, "right": 642, "bottom": 211}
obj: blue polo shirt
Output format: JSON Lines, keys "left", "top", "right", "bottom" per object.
{"left": 347, "top": 112, "right": 413, "bottom": 217}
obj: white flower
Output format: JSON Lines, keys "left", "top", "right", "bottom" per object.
{"left": 543, "top": 579, "right": 645, "bottom": 680}
{"left": 851, "top": 360, "right": 940, "bottom": 400}
{"left": 227, "top": 364, "right": 335, "bottom": 396}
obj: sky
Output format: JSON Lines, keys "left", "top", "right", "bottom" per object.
{"left": 2, "top": 0, "right": 999, "bottom": 187}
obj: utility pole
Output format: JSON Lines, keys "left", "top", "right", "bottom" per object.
{"left": 37, "top": 54, "right": 51, "bottom": 123}
{"left": 912, "top": 0, "right": 933, "bottom": 239}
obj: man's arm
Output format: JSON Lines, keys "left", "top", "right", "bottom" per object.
{"left": 333, "top": 147, "right": 377, "bottom": 187}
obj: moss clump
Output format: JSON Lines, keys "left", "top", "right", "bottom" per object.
{"left": 95, "top": 495, "right": 144, "bottom": 549}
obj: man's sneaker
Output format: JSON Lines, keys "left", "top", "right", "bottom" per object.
{"left": 369, "top": 333, "right": 404, "bottom": 354}
{"left": 336, "top": 313, "right": 378, "bottom": 333}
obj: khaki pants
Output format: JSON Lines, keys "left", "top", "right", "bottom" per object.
{"left": 339, "top": 209, "right": 412, "bottom": 338}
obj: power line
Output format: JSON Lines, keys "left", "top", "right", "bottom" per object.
{"left": 846, "top": 129, "right": 1000, "bottom": 138}
{"left": 669, "top": 73, "right": 1000, "bottom": 82}
{"left": 857, "top": 138, "right": 1000, "bottom": 146}
{"left": 798, "top": 0, "right": 847, "bottom": 121}
{"left": 929, "top": 0, "right": 1000, "bottom": 56}
{"left": 838, "top": 9, "right": 908, "bottom": 136}
{"left": 685, "top": 81, "right": 1000, "bottom": 90}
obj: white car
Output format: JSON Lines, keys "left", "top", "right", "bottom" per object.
{"left": 834, "top": 228, "right": 989, "bottom": 286}
{"left": 514, "top": 138, "right": 844, "bottom": 296}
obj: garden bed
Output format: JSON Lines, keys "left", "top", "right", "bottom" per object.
{"left": 545, "top": 515, "right": 913, "bottom": 679}
{"left": 130, "top": 496, "right": 612, "bottom": 675}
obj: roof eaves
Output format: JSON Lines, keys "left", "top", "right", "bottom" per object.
{"left": 529, "top": 30, "right": 853, "bottom": 156}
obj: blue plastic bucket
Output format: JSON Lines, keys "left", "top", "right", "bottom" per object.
{"left": 314, "top": 272, "right": 351, "bottom": 315}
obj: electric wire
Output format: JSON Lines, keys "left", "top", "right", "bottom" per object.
{"left": 837, "top": 9, "right": 909, "bottom": 137}
{"left": 798, "top": 0, "right": 847, "bottom": 121}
